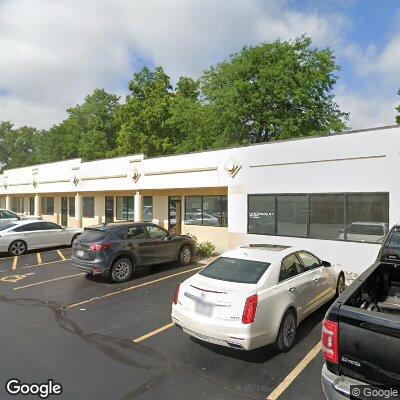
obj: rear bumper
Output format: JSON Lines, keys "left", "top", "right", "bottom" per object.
{"left": 71, "top": 256, "right": 109, "bottom": 274}
{"left": 171, "top": 305, "right": 274, "bottom": 351}
{"left": 321, "top": 364, "right": 368, "bottom": 399}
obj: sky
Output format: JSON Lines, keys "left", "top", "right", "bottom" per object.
{"left": 0, "top": 0, "right": 399, "bottom": 131}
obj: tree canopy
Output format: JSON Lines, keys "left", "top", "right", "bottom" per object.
{"left": 0, "top": 36, "right": 354, "bottom": 172}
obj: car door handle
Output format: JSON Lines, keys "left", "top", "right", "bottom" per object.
{"left": 314, "top": 277, "right": 319, "bottom": 281}
{"left": 128, "top": 242, "right": 134, "bottom": 247}
{"left": 289, "top": 287, "right": 296, "bottom": 292}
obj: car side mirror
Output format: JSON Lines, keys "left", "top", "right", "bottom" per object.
{"left": 164, "top": 233, "right": 171, "bottom": 241}
{"left": 321, "top": 260, "right": 331, "bottom": 267}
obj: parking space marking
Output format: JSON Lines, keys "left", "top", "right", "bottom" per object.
{"left": 0, "top": 258, "right": 70, "bottom": 274}
{"left": 132, "top": 322, "right": 174, "bottom": 343}
{"left": 66, "top": 265, "right": 204, "bottom": 310}
{"left": 12, "top": 256, "right": 18, "bottom": 270}
{"left": 57, "top": 250, "right": 66, "bottom": 261}
{"left": 266, "top": 341, "right": 322, "bottom": 400}
{"left": 1, "top": 273, "right": 35, "bottom": 283}
{"left": 13, "top": 272, "right": 85, "bottom": 291}
{"left": 37, "top": 253, "right": 42, "bottom": 265}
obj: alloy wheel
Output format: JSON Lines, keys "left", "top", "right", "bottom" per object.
{"left": 10, "top": 241, "right": 26, "bottom": 255}
{"left": 282, "top": 313, "right": 296, "bottom": 348}
{"left": 338, "top": 275, "right": 346, "bottom": 295}
{"left": 114, "top": 262, "right": 131, "bottom": 280}
{"left": 182, "top": 247, "right": 191, "bottom": 263}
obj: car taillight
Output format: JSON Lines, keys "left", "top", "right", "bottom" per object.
{"left": 90, "top": 243, "right": 112, "bottom": 252}
{"left": 322, "top": 319, "right": 339, "bottom": 364}
{"left": 173, "top": 284, "right": 180, "bottom": 305}
{"left": 242, "top": 294, "right": 258, "bottom": 324}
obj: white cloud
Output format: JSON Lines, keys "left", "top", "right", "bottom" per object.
{"left": 0, "top": 0, "right": 349, "bottom": 128}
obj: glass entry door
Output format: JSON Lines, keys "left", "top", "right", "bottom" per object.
{"left": 61, "top": 197, "right": 68, "bottom": 226}
{"left": 169, "top": 197, "right": 182, "bottom": 235}
{"left": 105, "top": 197, "right": 114, "bottom": 223}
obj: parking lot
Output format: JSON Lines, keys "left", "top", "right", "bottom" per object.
{"left": 0, "top": 247, "right": 328, "bottom": 400}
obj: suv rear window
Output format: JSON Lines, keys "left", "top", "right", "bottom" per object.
{"left": 0, "top": 223, "right": 16, "bottom": 231}
{"left": 79, "top": 229, "right": 106, "bottom": 243}
{"left": 199, "top": 257, "right": 270, "bottom": 284}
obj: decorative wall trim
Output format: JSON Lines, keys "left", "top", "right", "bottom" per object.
{"left": 71, "top": 166, "right": 80, "bottom": 171}
{"left": 8, "top": 182, "right": 31, "bottom": 187}
{"left": 144, "top": 166, "right": 217, "bottom": 176}
{"left": 250, "top": 154, "right": 386, "bottom": 169}
{"left": 81, "top": 174, "right": 128, "bottom": 181}
{"left": 38, "top": 179, "right": 71, "bottom": 184}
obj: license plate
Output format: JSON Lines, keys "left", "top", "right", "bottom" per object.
{"left": 195, "top": 300, "right": 213, "bottom": 317}
{"left": 76, "top": 250, "right": 86, "bottom": 258}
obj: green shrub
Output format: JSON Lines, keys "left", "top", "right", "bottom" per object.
{"left": 196, "top": 241, "right": 215, "bottom": 257}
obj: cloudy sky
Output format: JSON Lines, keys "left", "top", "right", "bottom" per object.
{"left": 0, "top": 0, "right": 399, "bottom": 130}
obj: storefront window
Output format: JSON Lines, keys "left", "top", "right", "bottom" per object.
{"left": 11, "top": 197, "right": 24, "bottom": 213}
{"left": 41, "top": 197, "right": 54, "bottom": 215}
{"left": 116, "top": 196, "right": 134, "bottom": 220}
{"left": 83, "top": 197, "right": 94, "bottom": 218}
{"left": 277, "top": 195, "right": 308, "bottom": 237}
{"left": 248, "top": 195, "right": 275, "bottom": 235}
{"left": 69, "top": 197, "right": 75, "bottom": 217}
{"left": 185, "top": 196, "right": 227, "bottom": 227}
{"left": 143, "top": 196, "right": 153, "bottom": 222}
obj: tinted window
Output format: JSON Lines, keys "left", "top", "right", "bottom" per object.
{"left": 83, "top": 197, "right": 94, "bottom": 218}
{"left": 0, "top": 210, "right": 17, "bottom": 219}
{"left": 0, "top": 223, "right": 16, "bottom": 231}
{"left": 297, "top": 252, "right": 320, "bottom": 271}
{"left": 203, "top": 196, "right": 222, "bottom": 226}
{"left": 185, "top": 196, "right": 227, "bottom": 227}
{"left": 116, "top": 197, "right": 134, "bottom": 220}
{"left": 69, "top": 197, "right": 75, "bottom": 217}
{"left": 347, "top": 223, "right": 385, "bottom": 236}
{"left": 14, "top": 222, "right": 43, "bottom": 232}
{"left": 199, "top": 257, "right": 270, "bottom": 284}
{"left": 79, "top": 229, "right": 106, "bottom": 243}
{"left": 41, "top": 197, "right": 54, "bottom": 215}
{"left": 126, "top": 226, "right": 147, "bottom": 240}
{"left": 279, "top": 254, "right": 302, "bottom": 282}
{"left": 248, "top": 195, "right": 275, "bottom": 235}
{"left": 277, "top": 195, "right": 308, "bottom": 237}
{"left": 185, "top": 197, "right": 202, "bottom": 225}
{"left": 41, "top": 222, "right": 61, "bottom": 230}
{"left": 146, "top": 225, "right": 168, "bottom": 239}
{"left": 143, "top": 197, "right": 153, "bottom": 222}
{"left": 309, "top": 194, "right": 344, "bottom": 240}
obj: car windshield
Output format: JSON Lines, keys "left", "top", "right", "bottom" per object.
{"left": 348, "top": 224, "right": 384, "bottom": 235}
{"left": 79, "top": 229, "right": 106, "bottom": 243}
{"left": 0, "top": 222, "right": 16, "bottom": 231}
{"left": 199, "top": 257, "right": 270, "bottom": 284}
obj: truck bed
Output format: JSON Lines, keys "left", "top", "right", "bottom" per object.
{"left": 326, "top": 261, "right": 400, "bottom": 387}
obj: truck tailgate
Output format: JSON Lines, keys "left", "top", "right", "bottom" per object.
{"left": 338, "top": 304, "right": 400, "bottom": 386}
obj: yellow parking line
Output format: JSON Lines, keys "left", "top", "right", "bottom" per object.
{"left": 267, "top": 341, "right": 322, "bottom": 400}
{"left": 66, "top": 265, "right": 203, "bottom": 310}
{"left": 13, "top": 272, "right": 85, "bottom": 291}
{"left": 12, "top": 256, "right": 18, "bottom": 270}
{"left": 132, "top": 322, "right": 174, "bottom": 343}
{"left": 36, "top": 253, "right": 42, "bottom": 265}
{"left": 57, "top": 249, "right": 66, "bottom": 261}
{"left": 0, "top": 258, "right": 70, "bottom": 274}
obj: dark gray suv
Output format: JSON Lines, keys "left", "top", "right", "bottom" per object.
{"left": 71, "top": 222, "right": 196, "bottom": 282}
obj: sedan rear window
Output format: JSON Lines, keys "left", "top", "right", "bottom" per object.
{"left": 79, "top": 229, "right": 106, "bottom": 243}
{"left": 199, "top": 257, "right": 270, "bottom": 284}
{"left": 0, "top": 223, "right": 16, "bottom": 231}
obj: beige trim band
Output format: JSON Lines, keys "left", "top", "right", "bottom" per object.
{"left": 144, "top": 166, "right": 217, "bottom": 176}
{"left": 38, "top": 179, "right": 71, "bottom": 184}
{"left": 81, "top": 174, "right": 128, "bottom": 181}
{"left": 8, "top": 182, "right": 31, "bottom": 187}
{"left": 250, "top": 154, "right": 386, "bottom": 169}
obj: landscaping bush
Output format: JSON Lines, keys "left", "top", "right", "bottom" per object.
{"left": 196, "top": 241, "right": 215, "bottom": 257}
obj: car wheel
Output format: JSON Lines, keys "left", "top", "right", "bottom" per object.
{"left": 336, "top": 273, "right": 346, "bottom": 297}
{"left": 179, "top": 245, "right": 192, "bottom": 266}
{"left": 9, "top": 240, "right": 27, "bottom": 256}
{"left": 110, "top": 258, "right": 133, "bottom": 283}
{"left": 275, "top": 309, "right": 297, "bottom": 352}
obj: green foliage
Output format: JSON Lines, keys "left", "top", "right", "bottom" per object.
{"left": 196, "top": 241, "right": 216, "bottom": 257}
{"left": 396, "top": 89, "right": 400, "bottom": 124}
{"left": 0, "top": 36, "right": 350, "bottom": 171}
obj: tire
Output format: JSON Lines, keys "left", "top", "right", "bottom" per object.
{"left": 275, "top": 309, "right": 297, "bottom": 352}
{"left": 336, "top": 273, "right": 346, "bottom": 297}
{"left": 110, "top": 258, "right": 133, "bottom": 283}
{"left": 8, "top": 240, "right": 27, "bottom": 256}
{"left": 178, "top": 245, "right": 192, "bottom": 266}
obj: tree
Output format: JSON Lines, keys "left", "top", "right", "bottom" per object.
{"left": 396, "top": 89, "right": 400, "bottom": 124}
{"left": 115, "top": 67, "right": 179, "bottom": 157}
{"left": 201, "top": 36, "right": 348, "bottom": 146}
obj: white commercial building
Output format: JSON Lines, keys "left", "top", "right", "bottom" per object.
{"left": 1, "top": 125, "right": 398, "bottom": 274}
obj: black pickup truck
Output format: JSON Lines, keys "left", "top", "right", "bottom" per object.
{"left": 322, "top": 224, "right": 400, "bottom": 399}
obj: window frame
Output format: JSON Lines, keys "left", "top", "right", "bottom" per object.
{"left": 115, "top": 196, "right": 135, "bottom": 221}
{"left": 247, "top": 192, "right": 389, "bottom": 244}
{"left": 184, "top": 195, "right": 227, "bottom": 227}
{"left": 41, "top": 197, "right": 54, "bottom": 215}
{"left": 68, "top": 197, "right": 75, "bottom": 217}
{"left": 296, "top": 251, "right": 322, "bottom": 272}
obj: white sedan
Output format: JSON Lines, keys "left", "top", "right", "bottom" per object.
{"left": 0, "top": 220, "right": 83, "bottom": 255}
{"left": 171, "top": 244, "right": 344, "bottom": 352}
